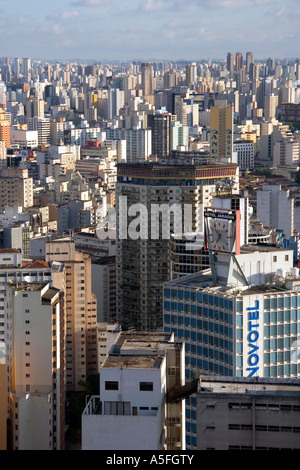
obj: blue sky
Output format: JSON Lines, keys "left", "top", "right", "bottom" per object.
{"left": 0, "top": 0, "right": 299, "bottom": 62}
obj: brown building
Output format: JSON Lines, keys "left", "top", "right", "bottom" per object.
{"left": 46, "top": 239, "right": 98, "bottom": 391}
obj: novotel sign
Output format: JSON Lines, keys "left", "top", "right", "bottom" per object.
{"left": 247, "top": 300, "right": 260, "bottom": 377}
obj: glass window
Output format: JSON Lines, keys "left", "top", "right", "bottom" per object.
{"left": 264, "top": 312, "right": 270, "bottom": 324}
{"left": 164, "top": 289, "right": 170, "bottom": 298}
{"left": 284, "top": 310, "right": 291, "bottom": 322}
{"left": 264, "top": 353, "right": 270, "bottom": 364}
{"left": 264, "top": 326, "right": 270, "bottom": 337}
{"left": 236, "top": 330, "right": 243, "bottom": 340}
{"left": 278, "top": 297, "right": 284, "bottom": 308}
{"left": 271, "top": 312, "right": 277, "bottom": 323}
{"left": 264, "top": 298, "right": 270, "bottom": 310}
{"left": 140, "top": 382, "right": 153, "bottom": 391}
{"left": 278, "top": 311, "right": 284, "bottom": 323}
{"left": 270, "top": 325, "right": 277, "bottom": 336}
{"left": 284, "top": 324, "right": 290, "bottom": 335}
{"left": 184, "top": 291, "right": 190, "bottom": 300}
{"left": 270, "top": 338, "right": 277, "bottom": 350}
{"left": 178, "top": 290, "right": 184, "bottom": 299}
{"left": 284, "top": 297, "right": 291, "bottom": 308}
{"left": 278, "top": 325, "right": 284, "bottom": 336}
{"left": 271, "top": 298, "right": 277, "bottom": 309}
{"left": 105, "top": 381, "right": 118, "bottom": 390}
{"left": 270, "top": 352, "right": 277, "bottom": 363}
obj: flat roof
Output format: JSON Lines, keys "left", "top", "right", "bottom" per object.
{"left": 199, "top": 375, "right": 300, "bottom": 395}
{"left": 102, "top": 354, "right": 163, "bottom": 370}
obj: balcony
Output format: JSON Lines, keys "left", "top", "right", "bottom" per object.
{"left": 83, "top": 396, "right": 159, "bottom": 417}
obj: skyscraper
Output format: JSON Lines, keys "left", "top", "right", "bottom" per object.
{"left": 141, "top": 62, "right": 154, "bottom": 98}
{"left": 148, "top": 111, "right": 172, "bottom": 158}
{"left": 235, "top": 52, "right": 243, "bottom": 72}
{"left": 46, "top": 239, "right": 98, "bottom": 391}
{"left": 116, "top": 159, "right": 239, "bottom": 331}
{"left": 186, "top": 62, "right": 197, "bottom": 87}
{"left": 246, "top": 52, "right": 254, "bottom": 75}
{"left": 210, "top": 105, "right": 234, "bottom": 163}
{"left": 227, "top": 53, "right": 234, "bottom": 75}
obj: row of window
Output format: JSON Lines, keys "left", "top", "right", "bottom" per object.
{"left": 164, "top": 289, "right": 234, "bottom": 309}
{"left": 164, "top": 308, "right": 233, "bottom": 323}
{"left": 228, "top": 424, "right": 300, "bottom": 433}
{"left": 105, "top": 381, "right": 153, "bottom": 392}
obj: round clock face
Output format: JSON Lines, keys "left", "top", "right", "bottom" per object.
{"left": 208, "top": 219, "right": 233, "bottom": 252}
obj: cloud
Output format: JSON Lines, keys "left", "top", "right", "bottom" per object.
{"left": 140, "top": 0, "right": 274, "bottom": 12}
{"left": 46, "top": 10, "right": 80, "bottom": 22}
{"left": 71, "top": 0, "right": 111, "bottom": 6}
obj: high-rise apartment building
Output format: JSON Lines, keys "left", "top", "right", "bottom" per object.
{"left": 0, "top": 346, "right": 6, "bottom": 450}
{"left": 264, "top": 93, "right": 278, "bottom": 120}
{"left": 141, "top": 62, "right": 154, "bottom": 98}
{"left": 0, "top": 250, "right": 62, "bottom": 449}
{"left": 186, "top": 62, "right": 197, "bottom": 87}
{"left": 45, "top": 239, "right": 98, "bottom": 391}
{"left": 148, "top": 111, "right": 172, "bottom": 158}
{"left": 107, "top": 88, "right": 125, "bottom": 120}
{"left": 0, "top": 120, "right": 10, "bottom": 149}
{"left": 210, "top": 105, "right": 234, "bottom": 163}
{"left": 116, "top": 160, "right": 239, "bottom": 331}
{"left": 235, "top": 52, "right": 243, "bottom": 72}
{"left": 227, "top": 53, "right": 234, "bottom": 75}
{"left": 257, "top": 184, "right": 294, "bottom": 239}
{"left": 0, "top": 168, "right": 33, "bottom": 211}
{"left": 246, "top": 52, "right": 254, "bottom": 75}
{"left": 8, "top": 282, "right": 65, "bottom": 450}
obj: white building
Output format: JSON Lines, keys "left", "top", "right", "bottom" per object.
{"left": 273, "top": 138, "right": 300, "bottom": 167}
{"left": 7, "top": 282, "right": 64, "bottom": 450}
{"left": 10, "top": 129, "right": 38, "bottom": 149}
{"left": 257, "top": 184, "right": 294, "bottom": 238}
{"left": 233, "top": 140, "right": 255, "bottom": 171}
{"left": 170, "top": 121, "right": 189, "bottom": 151}
{"left": 82, "top": 332, "right": 185, "bottom": 450}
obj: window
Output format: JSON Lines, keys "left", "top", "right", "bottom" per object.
{"left": 140, "top": 382, "right": 153, "bottom": 391}
{"left": 105, "top": 381, "right": 119, "bottom": 391}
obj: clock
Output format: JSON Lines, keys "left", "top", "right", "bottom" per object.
{"left": 208, "top": 218, "right": 234, "bottom": 253}
{"left": 204, "top": 208, "right": 240, "bottom": 255}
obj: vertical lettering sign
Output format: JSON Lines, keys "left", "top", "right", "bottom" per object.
{"left": 247, "top": 300, "right": 260, "bottom": 377}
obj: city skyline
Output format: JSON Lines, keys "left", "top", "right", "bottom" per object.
{"left": 1, "top": 0, "right": 299, "bottom": 62}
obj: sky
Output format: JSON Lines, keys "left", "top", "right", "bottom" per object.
{"left": 0, "top": 0, "right": 299, "bottom": 62}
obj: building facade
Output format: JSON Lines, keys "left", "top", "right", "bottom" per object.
{"left": 116, "top": 160, "right": 239, "bottom": 331}
{"left": 197, "top": 376, "right": 300, "bottom": 450}
{"left": 45, "top": 239, "right": 98, "bottom": 391}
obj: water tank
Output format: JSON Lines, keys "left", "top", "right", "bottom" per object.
{"left": 291, "top": 267, "right": 300, "bottom": 277}
{"left": 277, "top": 269, "right": 286, "bottom": 277}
